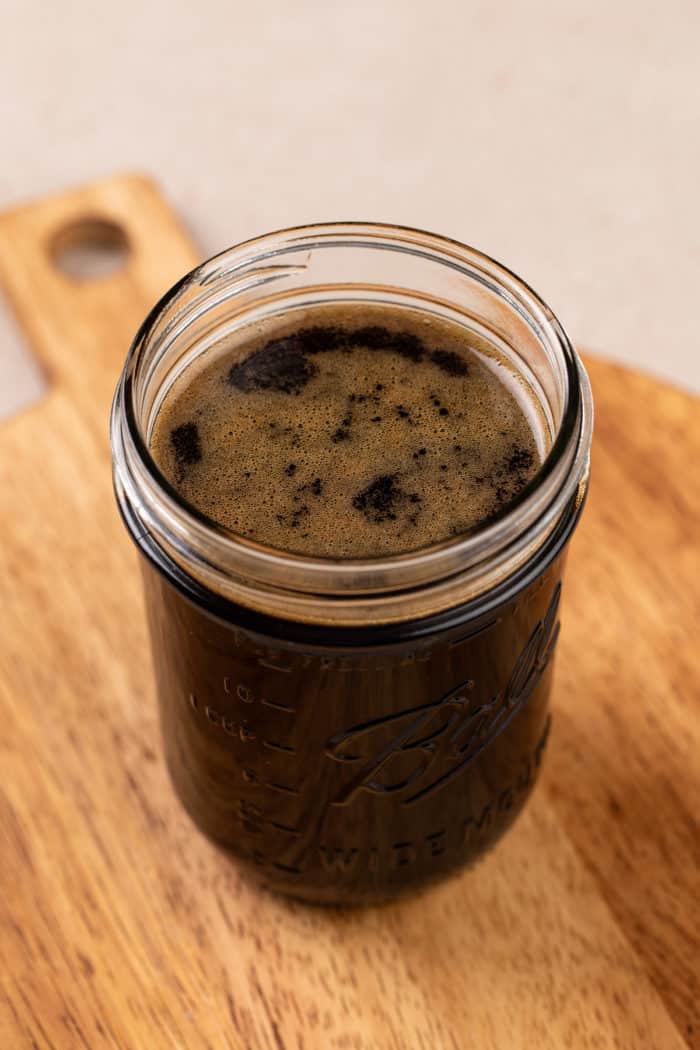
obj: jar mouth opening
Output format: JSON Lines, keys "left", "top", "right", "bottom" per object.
{"left": 113, "top": 222, "right": 592, "bottom": 613}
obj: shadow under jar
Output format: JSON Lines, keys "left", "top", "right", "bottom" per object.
{"left": 111, "top": 224, "right": 593, "bottom": 905}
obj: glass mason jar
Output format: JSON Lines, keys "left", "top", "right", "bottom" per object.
{"left": 111, "top": 224, "right": 592, "bottom": 905}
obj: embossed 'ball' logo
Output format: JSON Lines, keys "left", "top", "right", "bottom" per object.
{"left": 326, "top": 584, "right": 561, "bottom": 807}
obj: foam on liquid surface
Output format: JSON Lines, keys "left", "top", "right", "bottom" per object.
{"left": 150, "top": 304, "right": 543, "bottom": 558}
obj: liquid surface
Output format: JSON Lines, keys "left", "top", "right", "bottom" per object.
{"left": 150, "top": 305, "right": 543, "bottom": 557}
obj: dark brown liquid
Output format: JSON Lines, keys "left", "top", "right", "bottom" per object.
{"left": 150, "top": 304, "right": 543, "bottom": 557}
{"left": 138, "top": 545, "right": 567, "bottom": 903}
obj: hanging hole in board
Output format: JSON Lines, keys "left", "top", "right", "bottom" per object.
{"left": 50, "top": 218, "right": 130, "bottom": 281}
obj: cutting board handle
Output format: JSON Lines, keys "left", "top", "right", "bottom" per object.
{"left": 0, "top": 174, "right": 199, "bottom": 419}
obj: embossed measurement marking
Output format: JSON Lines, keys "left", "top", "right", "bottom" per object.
{"left": 222, "top": 678, "right": 297, "bottom": 714}
{"left": 261, "top": 697, "right": 296, "bottom": 713}
{"left": 257, "top": 657, "right": 293, "bottom": 673}
{"left": 269, "top": 821, "right": 302, "bottom": 836}
{"left": 266, "top": 781, "right": 301, "bottom": 797}
{"left": 188, "top": 694, "right": 296, "bottom": 755}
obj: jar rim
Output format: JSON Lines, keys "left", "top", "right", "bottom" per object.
{"left": 112, "top": 222, "right": 592, "bottom": 623}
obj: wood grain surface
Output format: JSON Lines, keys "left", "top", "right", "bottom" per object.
{"left": 0, "top": 176, "right": 697, "bottom": 1050}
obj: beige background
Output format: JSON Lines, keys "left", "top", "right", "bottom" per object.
{"left": 1, "top": 0, "right": 699, "bottom": 418}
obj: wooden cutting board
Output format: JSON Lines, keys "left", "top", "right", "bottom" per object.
{"left": 0, "top": 176, "right": 697, "bottom": 1050}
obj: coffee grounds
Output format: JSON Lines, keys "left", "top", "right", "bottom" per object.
{"left": 506, "top": 447, "right": 535, "bottom": 474}
{"left": 170, "top": 422, "right": 202, "bottom": 472}
{"left": 486, "top": 443, "right": 538, "bottom": 514}
{"left": 352, "top": 474, "right": 410, "bottom": 523}
{"left": 430, "top": 348, "right": 469, "bottom": 377}
{"left": 228, "top": 337, "right": 318, "bottom": 394}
